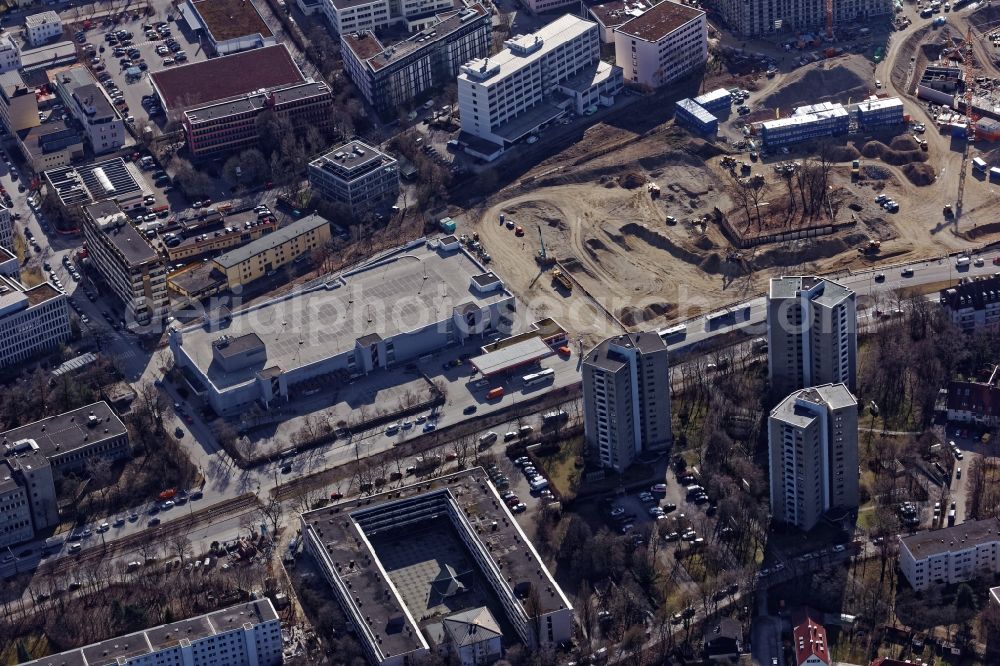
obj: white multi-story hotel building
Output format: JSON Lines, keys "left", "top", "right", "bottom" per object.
{"left": 899, "top": 518, "right": 1000, "bottom": 591}
{"left": 767, "top": 383, "right": 858, "bottom": 531}
{"left": 0, "top": 274, "right": 71, "bottom": 369}
{"left": 458, "top": 14, "right": 623, "bottom": 150}
{"left": 21, "top": 600, "right": 283, "bottom": 666}
{"left": 767, "top": 276, "right": 857, "bottom": 397}
{"left": 613, "top": 0, "right": 706, "bottom": 89}
{"left": 325, "top": 0, "right": 453, "bottom": 34}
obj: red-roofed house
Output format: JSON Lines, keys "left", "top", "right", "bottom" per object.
{"left": 792, "top": 609, "right": 830, "bottom": 666}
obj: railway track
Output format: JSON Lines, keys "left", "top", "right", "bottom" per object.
{"left": 37, "top": 493, "right": 260, "bottom": 577}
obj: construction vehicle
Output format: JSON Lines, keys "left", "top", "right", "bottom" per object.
{"left": 851, "top": 159, "right": 861, "bottom": 178}
{"left": 647, "top": 182, "right": 661, "bottom": 199}
{"left": 551, "top": 268, "right": 572, "bottom": 292}
{"left": 861, "top": 238, "right": 881, "bottom": 254}
{"left": 943, "top": 203, "right": 954, "bottom": 218}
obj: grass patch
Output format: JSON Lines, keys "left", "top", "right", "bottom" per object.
{"left": 1, "top": 633, "right": 50, "bottom": 665}
{"left": 536, "top": 436, "right": 583, "bottom": 500}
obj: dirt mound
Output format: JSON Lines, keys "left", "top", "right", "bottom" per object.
{"left": 901, "top": 162, "right": 937, "bottom": 186}
{"left": 504, "top": 200, "right": 564, "bottom": 227}
{"left": 693, "top": 235, "right": 716, "bottom": 250}
{"left": 620, "top": 222, "right": 724, "bottom": 273}
{"left": 585, "top": 237, "right": 609, "bottom": 253}
{"left": 619, "top": 172, "right": 645, "bottom": 189}
{"left": 966, "top": 221, "right": 1000, "bottom": 240}
{"left": 761, "top": 58, "right": 870, "bottom": 110}
{"left": 827, "top": 145, "right": 860, "bottom": 162}
{"left": 860, "top": 141, "right": 929, "bottom": 166}
{"left": 561, "top": 257, "right": 595, "bottom": 278}
{"left": 619, "top": 302, "right": 676, "bottom": 327}
{"left": 753, "top": 234, "right": 862, "bottom": 269}
{"left": 889, "top": 136, "right": 920, "bottom": 151}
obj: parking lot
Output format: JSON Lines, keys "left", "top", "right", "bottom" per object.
{"left": 76, "top": 11, "right": 208, "bottom": 136}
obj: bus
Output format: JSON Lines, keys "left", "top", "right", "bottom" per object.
{"left": 522, "top": 368, "right": 555, "bottom": 386}
{"left": 658, "top": 323, "right": 686, "bottom": 342}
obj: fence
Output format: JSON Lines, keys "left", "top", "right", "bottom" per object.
{"left": 718, "top": 212, "right": 856, "bottom": 249}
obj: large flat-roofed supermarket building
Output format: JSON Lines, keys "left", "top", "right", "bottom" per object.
{"left": 169, "top": 237, "right": 515, "bottom": 415}
{"left": 301, "top": 468, "right": 573, "bottom": 666}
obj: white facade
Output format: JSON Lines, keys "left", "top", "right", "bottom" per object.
{"left": 767, "top": 383, "right": 858, "bottom": 531}
{"left": 0, "top": 33, "right": 21, "bottom": 74}
{"left": 0, "top": 275, "right": 71, "bottom": 368}
{"left": 20, "top": 600, "right": 283, "bottom": 666}
{"left": 582, "top": 332, "right": 671, "bottom": 473}
{"left": 53, "top": 66, "right": 125, "bottom": 154}
{"left": 458, "top": 15, "right": 622, "bottom": 147}
{"left": 899, "top": 519, "right": 1000, "bottom": 591}
{"left": 614, "top": 1, "right": 706, "bottom": 89}
{"left": 523, "top": 0, "right": 576, "bottom": 13}
{"left": 24, "top": 11, "right": 62, "bottom": 47}
{"left": 0, "top": 448, "right": 58, "bottom": 549}
{"left": 325, "top": 0, "right": 452, "bottom": 34}
{"left": 767, "top": 276, "right": 857, "bottom": 397}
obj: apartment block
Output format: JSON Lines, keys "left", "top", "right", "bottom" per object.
{"left": 768, "top": 383, "right": 858, "bottom": 531}
{"left": 342, "top": 5, "right": 491, "bottom": 117}
{"left": 52, "top": 65, "right": 126, "bottom": 155}
{"left": 308, "top": 140, "right": 399, "bottom": 216}
{"left": 0, "top": 274, "right": 70, "bottom": 368}
{"left": 0, "top": 447, "right": 57, "bottom": 548}
{"left": 767, "top": 275, "right": 857, "bottom": 397}
{"left": 940, "top": 274, "right": 1000, "bottom": 332}
{"left": 325, "top": 0, "right": 452, "bottom": 35}
{"left": 899, "top": 518, "right": 1000, "bottom": 591}
{"left": 0, "top": 33, "right": 21, "bottom": 74}
{"left": 716, "top": 0, "right": 891, "bottom": 37}
{"left": 582, "top": 331, "right": 671, "bottom": 473}
{"left": 183, "top": 81, "right": 333, "bottom": 159}
{"left": 212, "top": 214, "right": 332, "bottom": 289}
{"left": 946, "top": 369, "right": 1000, "bottom": 428}
{"left": 0, "top": 70, "right": 40, "bottom": 136}
{"left": 21, "top": 600, "right": 283, "bottom": 666}
{"left": 0, "top": 204, "right": 11, "bottom": 251}
{"left": 82, "top": 201, "right": 168, "bottom": 330}
{"left": 24, "top": 11, "right": 62, "bottom": 47}
{"left": 614, "top": 0, "right": 706, "bottom": 89}
{"left": 458, "top": 15, "right": 622, "bottom": 150}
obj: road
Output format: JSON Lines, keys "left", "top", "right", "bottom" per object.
{"left": 2, "top": 236, "right": 995, "bottom": 581}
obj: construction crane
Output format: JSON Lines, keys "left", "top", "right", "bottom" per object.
{"left": 536, "top": 224, "right": 546, "bottom": 261}
{"left": 955, "top": 27, "right": 979, "bottom": 220}
{"left": 825, "top": 0, "right": 834, "bottom": 38}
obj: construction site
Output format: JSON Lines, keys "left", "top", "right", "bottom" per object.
{"left": 460, "top": 0, "right": 1000, "bottom": 348}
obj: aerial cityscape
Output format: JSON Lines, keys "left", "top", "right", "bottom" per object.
{"left": 0, "top": 0, "right": 999, "bottom": 662}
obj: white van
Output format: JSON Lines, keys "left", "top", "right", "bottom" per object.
{"left": 530, "top": 478, "right": 549, "bottom": 491}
